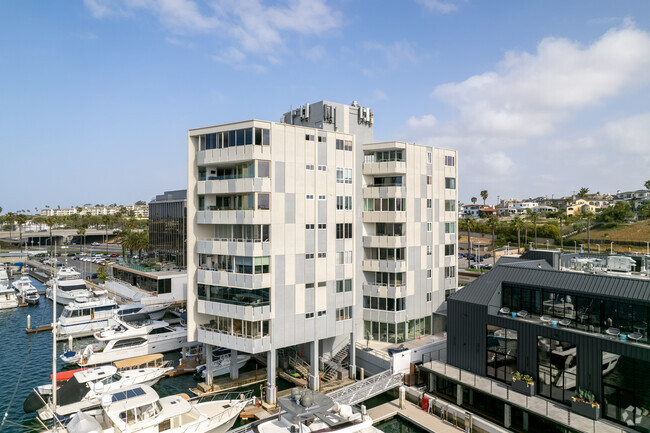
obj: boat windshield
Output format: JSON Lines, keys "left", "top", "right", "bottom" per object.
{"left": 102, "top": 373, "right": 123, "bottom": 385}
{"left": 59, "top": 284, "right": 88, "bottom": 292}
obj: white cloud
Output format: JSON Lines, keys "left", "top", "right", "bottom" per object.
{"left": 371, "top": 90, "right": 388, "bottom": 102}
{"left": 414, "top": 0, "right": 461, "bottom": 14}
{"left": 84, "top": 0, "right": 340, "bottom": 65}
{"left": 363, "top": 41, "right": 419, "bottom": 69}
{"left": 434, "top": 23, "right": 650, "bottom": 138}
{"left": 603, "top": 112, "right": 650, "bottom": 157}
{"left": 407, "top": 114, "right": 437, "bottom": 131}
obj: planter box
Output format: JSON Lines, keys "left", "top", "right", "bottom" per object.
{"left": 572, "top": 400, "right": 600, "bottom": 420}
{"left": 511, "top": 379, "right": 535, "bottom": 396}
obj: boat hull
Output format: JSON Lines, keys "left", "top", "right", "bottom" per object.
{"left": 80, "top": 332, "right": 187, "bottom": 366}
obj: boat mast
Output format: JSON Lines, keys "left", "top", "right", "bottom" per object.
{"left": 51, "top": 243, "right": 57, "bottom": 416}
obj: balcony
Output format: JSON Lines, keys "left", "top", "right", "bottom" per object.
{"left": 196, "top": 210, "right": 271, "bottom": 225}
{"left": 362, "top": 283, "right": 406, "bottom": 298}
{"left": 362, "top": 235, "right": 406, "bottom": 249}
{"left": 362, "top": 259, "right": 407, "bottom": 273}
{"left": 362, "top": 309, "right": 407, "bottom": 324}
{"left": 362, "top": 186, "right": 407, "bottom": 199}
{"left": 198, "top": 326, "right": 271, "bottom": 354}
{"left": 362, "top": 211, "right": 407, "bottom": 223}
{"left": 197, "top": 178, "right": 271, "bottom": 195}
{"left": 198, "top": 299, "right": 270, "bottom": 322}
{"left": 197, "top": 239, "right": 270, "bottom": 257}
{"left": 362, "top": 161, "right": 407, "bottom": 176}
{"left": 196, "top": 269, "right": 271, "bottom": 289}
{"left": 197, "top": 145, "right": 270, "bottom": 166}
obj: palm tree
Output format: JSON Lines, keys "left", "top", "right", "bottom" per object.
{"left": 578, "top": 187, "right": 589, "bottom": 199}
{"left": 480, "top": 190, "right": 488, "bottom": 205}
{"left": 466, "top": 218, "right": 476, "bottom": 254}
{"left": 644, "top": 180, "right": 650, "bottom": 190}
{"left": 584, "top": 211, "right": 595, "bottom": 253}
{"left": 77, "top": 227, "right": 86, "bottom": 254}
{"left": 511, "top": 217, "right": 524, "bottom": 253}
{"left": 525, "top": 209, "right": 539, "bottom": 248}
{"left": 45, "top": 216, "right": 57, "bottom": 251}
{"left": 471, "top": 197, "right": 477, "bottom": 205}
{"left": 487, "top": 216, "right": 499, "bottom": 264}
{"left": 557, "top": 214, "right": 565, "bottom": 250}
{"left": 15, "top": 214, "right": 27, "bottom": 252}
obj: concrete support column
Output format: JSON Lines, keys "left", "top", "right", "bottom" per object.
{"left": 504, "top": 404, "right": 511, "bottom": 429}
{"left": 230, "top": 349, "right": 239, "bottom": 379}
{"left": 266, "top": 349, "right": 277, "bottom": 405}
{"left": 456, "top": 384, "right": 463, "bottom": 406}
{"left": 310, "top": 339, "right": 320, "bottom": 391}
{"left": 205, "top": 344, "right": 213, "bottom": 387}
{"left": 349, "top": 332, "right": 356, "bottom": 380}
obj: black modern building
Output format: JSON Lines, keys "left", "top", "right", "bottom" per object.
{"left": 149, "top": 189, "right": 187, "bottom": 267}
{"left": 422, "top": 254, "right": 650, "bottom": 432}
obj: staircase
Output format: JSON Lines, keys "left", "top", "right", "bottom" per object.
{"left": 321, "top": 344, "right": 349, "bottom": 382}
{"left": 280, "top": 347, "right": 311, "bottom": 378}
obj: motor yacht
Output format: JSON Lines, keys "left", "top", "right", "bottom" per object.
{"left": 46, "top": 267, "right": 97, "bottom": 305}
{"left": 24, "top": 362, "right": 174, "bottom": 421}
{"left": 0, "top": 266, "right": 18, "bottom": 309}
{"left": 76, "top": 315, "right": 187, "bottom": 366}
{"left": 255, "top": 388, "right": 373, "bottom": 433}
{"left": 193, "top": 347, "right": 251, "bottom": 381}
{"left": 57, "top": 296, "right": 171, "bottom": 340}
{"left": 12, "top": 274, "right": 40, "bottom": 304}
{"left": 44, "top": 384, "right": 252, "bottom": 433}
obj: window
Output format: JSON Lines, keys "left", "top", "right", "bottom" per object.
{"left": 344, "top": 168, "right": 352, "bottom": 184}
{"left": 317, "top": 252, "right": 326, "bottom": 258}
{"left": 336, "top": 251, "right": 352, "bottom": 264}
{"left": 306, "top": 253, "right": 314, "bottom": 259}
{"left": 305, "top": 283, "right": 314, "bottom": 289}
{"left": 336, "top": 306, "right": 352, "bottom": 321}
{"left": 305, "top": 134, "right": 314, "bottom": 141}
{"left": 257, "top": 194, "right": 270, "bottom": 210}
{"left": 445, "top": 222, "right": 455, "bottom": 234}
{"left": 336, "top": 139, "right": 353, "bottom": 151}
{"left": 305, "top": 224, "right": 315, "bottom": 230}
{"left": 445, "top": 177, "right": 456, "bottom": 189}
{"left": 318, "top": 136, "right": 326, "bottom": 142}
{"left": 444, "top": 266, "right": 456, "bottom": 278}
{"left": 427, "top": 269, "right": 432, "bottom": 278}
{"left": 318, "top": 224, "right": 326, "bottom": 229}
{"left": 427, "top": 199, "right": 432, "bottom": 209}
{"left": 336, "top": 223, "right": 352, "bottom": 239}
{"left": 258, "top": 161, "right": 270, "bottom": 177}
{"left": 318, "top": 165, "right": 326, "bottom": 171}
{"left": 537, "top": 337, "right": 576, "bottom": 404}
{"left": 364, "top": 198, "right": 406, "bottom": 212}
{"left": 306, "top": 164, "right": 314, "bottom": 170}
{"left": 427, "top": 223, "right": 432, "bottom": 232}
{"left": 487, "top": 325, "right": 517, "bottom": 384}
{"left": 338, "top": 195, "right": 352, "bottom": 210}
{"left": 445, "top": 200, "right": 456, "bottom": 212}
{"left": 427, "top": 176, "right": 431, "bottom": 185}
{"left": 305, "top": 312, "right": 314, "bottom": 319}
{"left": 445, "top": 155, "right": 455, "bottom": 166}
{"left": 427, "top": 246, "right": 432, "bottom": 255}
{"left": 336, "top": 279, "right": 352, "bottom": 293}
{"left": 426, "top": 292, "right": 432, "bottom": 302}
{"left": 336, "top": 167, "right": 343, "bottom": 183}
{"left": 318, "top": 310, "right": 326, "bottom": 316}
{"left": 306, "top": 194, "right": 314, "bottom": 200}
{"left": 427, "top": 152, "right": 432, "bottom": 164}
{"left": 318, "top": 281, "right": 327, "bottom": 287}
{"left": 318, "top": 194, "right": 326, "bottom": 200}
{"left": 445, "top": 244, "right": 455, "bottom": 256}
{"left": 345, "top": 196, "right": 352, "bottom": 210}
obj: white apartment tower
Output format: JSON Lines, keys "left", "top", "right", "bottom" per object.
{"left": 187, "top": 100, "right": 457, "bottom": 403}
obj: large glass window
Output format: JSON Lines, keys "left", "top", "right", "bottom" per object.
{"left": 602, "top": 352, "right": 650, "bottom": 432}
{"left": 486, "top": 325, "right": 518, "bottom": 384}
{"left": 537, "top": 337, "right": 576, "bottom": 405}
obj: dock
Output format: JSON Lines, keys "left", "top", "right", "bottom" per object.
{"left": 368, "top": 399, "right": 465, "bottom": 433}
{"left": 191, "top": 367, "right": 268, "bottom": 396}
{"left": 26, "top": 324, "right": 54, "bottom": 334}
{"left": 165, "top": 358, "right": 201, "bottom": 377}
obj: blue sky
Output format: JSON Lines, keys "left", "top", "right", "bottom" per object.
{"left": 1, "top": 0, "right": 649, "bottom": 213}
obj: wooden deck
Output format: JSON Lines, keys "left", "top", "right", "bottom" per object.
{"left": 368, "top": 399, "right": 464, "bottom": 433}
{"left": 191, "top": 367, "right": 268, "bottom": 396}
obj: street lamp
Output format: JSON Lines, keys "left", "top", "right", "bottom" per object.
{"left": 597, "top": 244, "right": 600, "bottom": 254}
{"left": 574, "top": 241, "right": 577, "bottom": 253}
{"left": 506, "top": 242, "right": 510, "bottom": 255}
{"left": 610, "top": 242, "right": 614, "bottom": 254}
{"left": 546, "top": 240, "right": 549, "bottom": 249}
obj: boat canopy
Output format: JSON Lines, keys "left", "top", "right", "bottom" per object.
{"left": 114, "top": 353, "right": 164, "bottom": 369}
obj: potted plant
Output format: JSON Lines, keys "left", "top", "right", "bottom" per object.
{"left": 511, "top": 371, "right": 535, "bottom": 396}
{"left": 571, "top": 388, "right": 600, "bottom": 420}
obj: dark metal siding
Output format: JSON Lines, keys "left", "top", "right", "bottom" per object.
{"left": 448, "top": 299, "right": 488, "bottom": 375}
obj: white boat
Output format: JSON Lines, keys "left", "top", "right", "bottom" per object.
{"left": 57, "top": 296, "right": 171, "bottom": 339}
{"left": 77, "top": 316, "right": 187, "bottom": 366}
{"left": 12, "top": 275, "right": 40, "bottom": 304}
{"left": 24, "top": 363, "right": 174, "bottom": 421}
{"left": 256, "top": 388, "right": 373, "bottom": 433}
{"left": 44, "top": 384, "right": 252, "bottom": 433}
{"left": 0, "top": 266, "right": 19, "bottom": 309}
{"left": 46, "top": 267, "right": 96, "bottom": 305}
{"left": 194, "top": 348, "right": 251, "bottom": 381}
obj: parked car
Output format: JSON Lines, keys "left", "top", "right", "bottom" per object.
{"left": 483, "top": 253, "right": 491, "bottom": 259}
{"left": 91, "top": 242, "right": 100, "bottom": 246}
{"left": 466, "top": 253, "right": 476, "bottom": 260}
{"left": 109, "top": 253, "right": 119, "bottom": 257}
